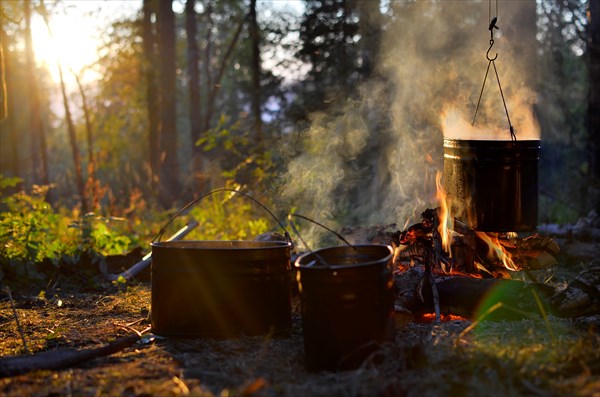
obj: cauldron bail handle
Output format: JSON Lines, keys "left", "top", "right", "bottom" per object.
{"left": 152, "top": 188, "right": 293, "bottom": 248}
{"left": 287, "top": 213, "right": 357, "bottom": 252}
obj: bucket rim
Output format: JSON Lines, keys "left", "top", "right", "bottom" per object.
{"left": 443, "top": 138, "right": 540, "bottom": 148}
{"left": 294, "top": 244, "right": 393, "bottom": 270}
{"left": 151, "top": 240, "right": 292, "bottom": 250}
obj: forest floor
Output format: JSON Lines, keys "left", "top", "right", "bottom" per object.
{"left": 0, "top": 240, "right": 599, "bottom": 396}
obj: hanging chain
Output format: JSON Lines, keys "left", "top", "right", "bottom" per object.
{"left": 472, "top": 0, "right": 516, "bottom": 141}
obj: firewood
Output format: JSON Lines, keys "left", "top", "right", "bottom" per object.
{"left": 551, "top": 267, "right": 600, "bottom": 317}
{"left": 397, "top": 272, "right": 556, "bottom": 320}
{"left": 510, "top": 250, "right": 558, "bottom": 270}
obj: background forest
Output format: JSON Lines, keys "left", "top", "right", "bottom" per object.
{"left": 0, "top": 0, "right": 598, "bottom": 274}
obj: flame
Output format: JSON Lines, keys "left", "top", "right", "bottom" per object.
{"left": 435, "top": 171, "right": 452, "bottom": 256}
{"left": 475, "top": 231, "right": 518, "bottom": 271}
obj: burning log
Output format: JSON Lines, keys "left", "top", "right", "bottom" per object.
{"left": 395, "top": 267, "right": 555, "bottom": 321}
{"left": 340, "top": 209, "right": 600, "bottom": 320}
{"left": 342, "top": 209, "right": 560, "bottom": 277}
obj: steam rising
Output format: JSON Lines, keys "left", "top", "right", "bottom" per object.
{"left": 279, "top": 2, "right": 540, "bottom": 245}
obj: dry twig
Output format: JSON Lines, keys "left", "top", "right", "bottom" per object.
{"left": 3, "top": 286, "right": 30, "bottom": 354}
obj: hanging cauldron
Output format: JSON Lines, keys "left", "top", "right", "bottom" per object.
{"left": 443, "top": 138, "right": 540, "bottom": 232}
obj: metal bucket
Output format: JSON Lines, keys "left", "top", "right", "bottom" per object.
{"left": 150, "top": 189, "right": 292, "bottom": 338}
{"left": 443, "top": 139, "right": 540, "bottom": 232}
{"left": 151, "top": 240, "right": 291, "bottom": 338}
{"left": 295, "top": 245, "right": 395, "bottom": 372}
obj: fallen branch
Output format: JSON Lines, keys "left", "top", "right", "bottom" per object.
{"left": 0, "top": 334, "right": 139, "bottom": 378}
{"left": 106, "top": 220, "right": 198, "bottom": 282}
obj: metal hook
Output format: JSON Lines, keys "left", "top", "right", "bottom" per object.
{"left": 486, "top": 38, "right": 498, "bottom": 61}
{"left": 488, "top": 16, "right": 499, "bottom": 32}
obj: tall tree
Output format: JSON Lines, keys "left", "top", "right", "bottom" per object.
{"left": 157, "top": 0, "right": 180, "bottom": 206}
{"left": 143, "top": 0, "right": 160, "bottom": 192}
{"left": 72, "top": 70, "right": 98, "bottom": 210}
{"left": 290, "top": 0, "right": 362, "bottom": 121}
{"left": 0, "top": 32, "right": 6, "bottom": 122}
{"left": 202, "top": 10, "right": 246, "bottom": 135}
{"left": 589, "top": 0, "right": 600, "bottom": 209}
{"left": 23, "top": 0, "right": 49, "bottom": 187}
{"left": 57, "top": 65, "right": 88, "bottom": 212}
{"left": 249, "top": 0, "right": 262, "bottom": 146}
{"left": 356, "top": 0, "right": 381, "bottom": 78}
{"left": 0, "top": 24, "right": 20, "bottom": 188}
{"left": 185, "top": 0, "right": 205, "bottom": 192}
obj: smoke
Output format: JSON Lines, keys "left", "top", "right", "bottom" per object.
{"left": 279, "top": 1, "right": 540, "bottom": 246}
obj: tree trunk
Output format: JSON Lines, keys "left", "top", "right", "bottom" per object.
{"left": 203, "top": 0, "right": 212, "bottom": 124}
{"left": 201, "top": 11, "right": 245, "bottom": 190}
{"left": 249, "top": 0, "right": 262, "bottom": 147}
{"left": 72, "top": 70, "right": 98, "bottom": 210}
{"left": 588, "top": 0, "right": 600, "bottom": 210}
{"left": 204, "top": 16, "right": 245, "bottom": 134}
{"left": 23, "top": 0, "right": 49, "bottom": 188}
{"left": 0, "top": 26, "right": 21, "bottom": 190}
{"left": 143, "top": 0, "right": 161, "bottom": 193}
{"left": 185, "top": 0, "right": 205, "bottom": 194}
{"left": 157, "top": 0, "right": 180, "bottom": 207}
{"left": 356, "top": 0, "right": 381, "bottom": 78}
{"left": 58, "top": 65, "right": 88, "bottom": 213}
{"left": 0, "top": 34, "right": 6, "bottom": 122}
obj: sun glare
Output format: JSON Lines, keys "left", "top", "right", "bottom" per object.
{"left": 31, "top": 13, "right": 98, "bottom": 82}
{"left": 29, "top": 1, "right": 138, "bottom": 84}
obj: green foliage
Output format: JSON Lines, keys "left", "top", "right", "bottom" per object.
{"left": 0, "top": 176, "right": 280, "bottom": 286}
{"left": 0, "top": 176, "right": 22, "bottom": 192}
{"left": 197, "top": 114, "right": 278, "bottom": 190}
{"left": 184, "top": 192, "right": 270, "bottom": 241}
{"left": 0, "top": 183, "right": 138, "bottom": 284}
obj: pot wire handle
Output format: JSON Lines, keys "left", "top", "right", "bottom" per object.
{"left": 287, "top": 214, "right": 330, "bottom": 268}
{"left": 287, "top": 214, "right": 358, "bottom": 267}
{"left": 152, "top": 188, "right": 293, "bottom": 248}
{"left": 470, "top": 10, "right": 517, "bottom": 142}
{"left": 289, "top": 213, "right": 355, "bottom": 249}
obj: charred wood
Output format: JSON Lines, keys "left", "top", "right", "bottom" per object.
{"left": 394, "top": 268, "right": 555, "bottom": 321}
{"left": 394, "top": 266, "right": 600, "bottom": 320}
{"left": 342, "top": 209, "right": 560, "bottom": 276}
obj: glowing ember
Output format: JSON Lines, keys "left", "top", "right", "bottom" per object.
{"left": 475, "top": 231, "right": 518, "bottom": 271}
{"left": 417, "top": 313, "right": 469, "bottom": 323}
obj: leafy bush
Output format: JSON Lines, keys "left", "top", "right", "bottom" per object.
{"left": 0, "top": 181, "right": 138, "bottom": 285}
{"left": 0, "top": 176, "right": 278, "bottom": 286}
{"left": 185, "top": 191, "right": 271, "bottom": 241}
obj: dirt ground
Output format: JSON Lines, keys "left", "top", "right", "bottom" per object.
{"left": 1, "top": 267, "right": 599, "bottom": 397}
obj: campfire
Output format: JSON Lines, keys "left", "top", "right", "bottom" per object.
{"left": 341, "top": 159, "right": 560, "bottom": 324}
